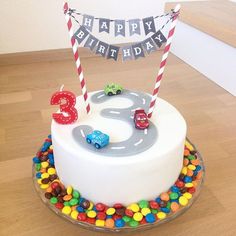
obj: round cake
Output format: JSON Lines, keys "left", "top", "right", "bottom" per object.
{"left": 51, "top": 89, "right": 187, "bottom": 205}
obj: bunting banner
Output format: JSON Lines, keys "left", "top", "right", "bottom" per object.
{"left": 68, "top": 8, "right": 174, "bottom": 37}
{"left": 72, "top": 20, "right": 168, "bottom": 62}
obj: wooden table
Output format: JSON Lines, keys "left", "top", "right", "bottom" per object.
{"left": 0, "top": 50, "right": 236, "bottom": 236}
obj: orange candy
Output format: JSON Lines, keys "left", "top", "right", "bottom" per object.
{"left": 191, "top": 159, "right": 200, "bottom": 166}
{"left": 170, "top": 202, "right": 179, "bottom": 212}
{"left": 187, "top": 169, "right": 193, "bottom": 176}
{"left": 183, "top": 158, "right": 189, "bottom": 166}
{"left": 40, "top": 168, "right": 47, "bottom": 173}
{"left": 160, "top": 193, "right": 169, "bottom": 201}
{"left": 184, "top": 149, "right": 190, "bottom": 156}
{"left": 105, "top": 218, "right": 115, "bottom": 228}
{"left": 46, "top": 186, "right": 52, "bottom": 193}
{"left": 196, "top": 171, "right": 203, "bottom": 180}
{"left": 63, "top": 194, "right": 72, "bottom": 201}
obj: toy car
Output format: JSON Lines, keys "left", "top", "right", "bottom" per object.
{"left": 134, "top": 109, "right": 149, "bottom": 129}
{"left": 104, "top": 83, "right": 123, "bottom": 96}
{"left": 86, "top": 130, "right": 109, "bottom": 149}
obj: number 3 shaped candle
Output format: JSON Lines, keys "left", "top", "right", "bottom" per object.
{"left": 50, "top": 86, "right": 78, "bottom": 125}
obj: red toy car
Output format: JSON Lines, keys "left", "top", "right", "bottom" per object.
{"left": 134, "top": 109, "right": 149, "bottom": 129}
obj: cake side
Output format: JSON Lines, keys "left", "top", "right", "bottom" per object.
{"left": 52, "top": 90, "right": 187, "bottom": 205}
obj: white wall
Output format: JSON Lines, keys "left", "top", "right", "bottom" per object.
{"left": 0, "top": 0, "right": 167, "bottom": 54}
{"left": 1, "top": 0, "right": 204, "bottom": 54}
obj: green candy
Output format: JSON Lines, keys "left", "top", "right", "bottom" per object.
{"left": 170, "top": 192, "right": 179, "bottom": 200}
{"left": 188, "top": 155, "right": 195, "bottom": 160}
{"left": 35, "top": 163, "right": 41, "bottom": 171}
{"left": 72, "top": 190, "right": 80, "bottom": 199}
{"left": 50, "top": 197, "right": 58, "bottom": 204}
{"left": 69, "top": 198, "right": 79, "bottom": 206}
{"left": 167, "top": 202, "right": 171, "bottom": 209}
{"left": 122, "top": 216, "right": 131, "bottom": 223}
{"left": 129, "top": 220, "right": 139, "bottom": 227}
{"left": 64, "top": 201, "right": 70, "bottom": 206}
{"left": 138, "top": 200, "right": 149, "bottom": 209}
{"left": 151, "top": 209, "right": 158, "bottom": 214}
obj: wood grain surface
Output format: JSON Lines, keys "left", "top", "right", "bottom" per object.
{"left": 166, "top": 1, "right": 236, "bottom": 48}
{"left": 0, "top": 49, "right": 236, "bottom": 236}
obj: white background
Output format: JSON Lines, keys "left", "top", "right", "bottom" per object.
{"left": 0, "top": 0, "right": 203, "bottom": 54}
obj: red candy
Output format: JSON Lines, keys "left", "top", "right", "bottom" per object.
{"left": 51, "top": 182, "right": 60, "bottom": 190}
{"left": 149, "top": 200, "right": 159, "bottom": 209}
{"left": 95, "top": 203, "right": 105, "bottom": 212}
{"left": 175, "top": 180, "right": 185, "bottom": 188}
{"left": 97, "top": 212, "right": 106, "bottom": 220}
{"left": 50, "top": 90, "right": 78, "bottom": 125}
{"left": 188, "top": 187, "right": 196, "bottom": 194}
{"left": 77, "top": 213, "right": 87, "bottom": 221}
{"left": 113, "top": 203, "right": 124, "bottom": 209}
{"left": 86, "top": 217, "right": 96, "bottom": 224}
{"left": 140, "top": 217, "right": 147, "bottom": 224}
{"left": 112, "top": 214, "right": 122, "bottom": 221}
{"left": 55, "top": 202, "right": 64, "bottom": 209}
{"left": 125, "top": 209, "right": 134, "bottom": 217}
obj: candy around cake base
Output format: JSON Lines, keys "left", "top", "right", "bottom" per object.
{"left": 32, "top": 135, "right": 204, "bottom": 232}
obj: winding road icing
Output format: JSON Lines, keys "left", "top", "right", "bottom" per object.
{"left": 72, "top": 90, "right": 158, "bottom": 157}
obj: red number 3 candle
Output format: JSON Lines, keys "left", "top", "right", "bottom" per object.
{"left": 50, "top": 86, "right": 78, "bottom": 125}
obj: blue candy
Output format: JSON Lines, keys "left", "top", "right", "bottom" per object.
{"left": 196, "top": 165, "right": 201, "bottom": 171}
{"left": 36, "top": 172, "right": 42, "bottom": 179}
{"left": 171, "top": 186, "right": 179, "bottom": 193}
{"left": 160, "top": 207, "right": 170, "bottom": 213}
{"left": 32, "top": 157, "right": 40, "bottom": 163}
{"left": 145, "top": 213, "right": 156, "bottom": 223}
{"left": 155, "top": 197, "right": 161, "bottom": 203}
{"left": 115, "top": 219, "right": 125, "bottom": 228}
{"left": 48, "top": 134, "right": 52, "bottom": 139}
{"left": 184, "top": 176, "right": 192, "bottom": 183}
{"left": 76, "top": 206, "right": 85, "bottom": 212}
{"left": 106, "top": 215, "right": 112, "bottom": 219}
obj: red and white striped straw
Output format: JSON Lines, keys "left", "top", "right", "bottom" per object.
{"left": 63, "top": 2, "right": 91, "bottom": 115}
{"left": 148, "top": 4, "right": 180, "bottom": 118}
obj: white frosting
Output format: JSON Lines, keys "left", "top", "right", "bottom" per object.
{"left": 52, "top": 91, "right": 187, "bottom": 205}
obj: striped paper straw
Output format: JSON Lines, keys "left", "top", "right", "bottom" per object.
{"left": 63, "top": 2, "right": 91, "bottom": 115}
{"left": 148, "top": 4, "right": 181, "bottom": 118}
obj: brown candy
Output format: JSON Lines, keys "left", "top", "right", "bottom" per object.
{"left": 55, "top": 186, "right": 61, "bottom": 195}
{"left": 81, "top": 200, "right": 90, "bottom": 209}
{"left": 45, "top": 192, "right": 52, "bottom": 199}
{"left": 41, "top": 178, "right": 50, "bottom": 184}
{"left": 57, "top": 196, "right": 64, "bottom": 203}
{"left": 59, "top": 189, "right": 67, "bottom": 197}
{"left": 159, "top": 200, "right": 167, "bottom": 208}
{"left": 180, "top": 187, "right": 188, "bottom": 194}
{"left": 116, "top": 207, "right": 126, "bottom": 216}
{"left": 49, "top": 174, "right": 58, "bottom": 181}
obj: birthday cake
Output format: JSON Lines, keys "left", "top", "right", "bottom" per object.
{"left": 32, "top": 2, "right": 204, "bottom": 231}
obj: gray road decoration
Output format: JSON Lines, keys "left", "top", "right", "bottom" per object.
{"left": 72, "top": 90, "right": 158, "bottom": 157}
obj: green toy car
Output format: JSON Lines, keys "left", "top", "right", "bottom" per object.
{"left": 104, "top": 83, "right": 123, "bottom": 96}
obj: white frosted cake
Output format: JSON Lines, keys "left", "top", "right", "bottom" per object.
{"left": 52, "top": 89, "right": 186, "bottom": 205}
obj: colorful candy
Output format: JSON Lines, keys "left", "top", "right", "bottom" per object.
{"left": 33, "top": 136, "right": 203, "bottom": 229}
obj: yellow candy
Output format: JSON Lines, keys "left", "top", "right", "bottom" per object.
{"left": 95, "top": 220, "right": 105, "bottom": 227}
{"left": 183, "top": 192, "right": 192, "bottom": 200}
{"left": 62, "top": 206, "right": 71, "bottom": 215}
{"left": 141, "top": 207, "right": 151, "bottom": 216}
{"left": 179, "top": 196, "right": 188, "bottom": 206}
{"left": 37, "top": 179, "right": 42, "bottom": 185}
{"left": 71, "top": 210, "right": 78, "bottom": 220}
{"left": 41, "top": 173, "right": 49, "bottom": 179}
{"left": 47, "top": 168, "right": 56, "bottom": 175}
{"left": 157, "top": 212, "right": 166, "bottom": 220}
{"left": 181, "top": 167, "right": 187, "bottom": 175}
{"left": 106, "top": 208, "right": 116, "bottom": 215}
{"left": 87, "top": 210, "right": 97, "bottom": 218}
{"left": 40, "top": 184, "right": 49, "bottom": 189}
{"left": 128, "top": 203, "right": 140, "bottom": 213}
{"left": 185, "top": 141, "right": 194, "bottom": 151}
{"left": 49, "top": 145, "right": 53, "bottom": 150}
{"left": 185, "top": 183, "right": 194, "bottom": 188}
{"left": 133, "top": 212, "right": 143, "bottom": 222}
{"left": 188, "top": 164, "right": 196, "bottom": 171}
{"left": 67, "top": 186, "right": 73, "bottom": 195}
{"left": 41, "top": 161, "right": 49, "bottom": 168}
{"left": 88, "top": 202, "right": 94, "bottom": 210}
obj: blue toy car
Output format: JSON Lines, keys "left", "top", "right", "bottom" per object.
{"left": 86, "top": 130, "right": 109, "bottom": 149}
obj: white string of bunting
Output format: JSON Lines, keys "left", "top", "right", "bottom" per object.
{"left": 68, "top": 9, "right": 175, "bottom": 62}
